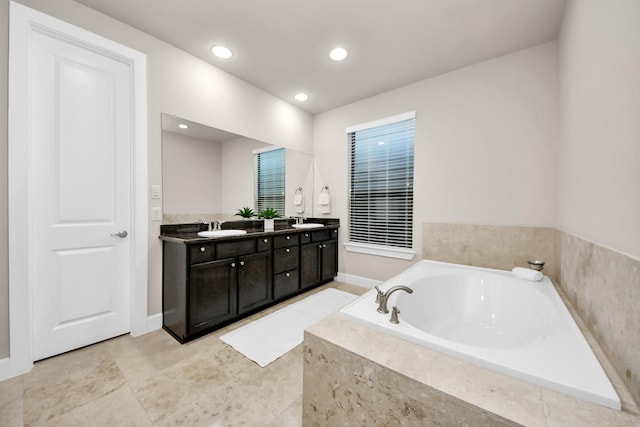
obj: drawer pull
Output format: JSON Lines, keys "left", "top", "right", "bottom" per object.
{"left": 285, "top": 248, "right": 290, "bottom": 253}
{"left": 263, "top": 238, "right": 269, "bottom": 243}
{"left": 286, "top": 235, "right": 290, "bottom": 240}
{"left": 200, "top": 247, "right": 206, "bottom": 252}
{"left": 286, "top": 272, "right": 290, "bottom": 277}
{"left": 304, "top": 233, "right": 309, "bottom": 237}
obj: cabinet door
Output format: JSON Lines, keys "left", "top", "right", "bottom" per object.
{"left": 274, "top": 269, "right": 299, "bottom": 300}
{"left": 237, "top": 251, "right": 273, "bottom": 314}
{"left": 188, "top": 259, "right": 236, "bottom": 335}
{"left": 300, "top": 242, "right": 321, "bottom": 289}
{"left": 321, "top": 239, "right": 338, "bottom": 282}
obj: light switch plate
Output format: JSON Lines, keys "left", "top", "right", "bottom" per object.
{"left": 151, "top": 185, "right": 161, "bottom": 199}
{"left": 151, "top": 207, "right": 162, "bottom": 221}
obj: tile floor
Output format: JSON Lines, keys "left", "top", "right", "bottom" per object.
{"left": 0, "top": 282, "right": 367, "bottom": 427}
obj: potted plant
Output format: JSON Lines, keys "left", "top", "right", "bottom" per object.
{"left": 235, "top": 207, "right": 255, "bottom": 219}
{"left": 258, "top": 208, "right": 279, "bottom": 231}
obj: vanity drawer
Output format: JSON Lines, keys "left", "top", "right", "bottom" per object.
{"left": 274, "top": 246, "right": 299, "bottom": 274}
{"left": 216, "top": 238, "right": 256, "bottom": 259}
{"left": 311, "top": 229, "right": 332, "bottom": 242}
{"left": 299, "top": 231, "right": 311, "bottom": 244}
{"left": 274, "top": 269, "right": 299, "bottom": 299}
{"left": 189, "top": 242, "right": 216, "bottom": 264}
{"left": 257, "top": 236, "right": 272, "bottom": 252}
{"left": 274, "top": 233, "right": 299, "bottom": 249}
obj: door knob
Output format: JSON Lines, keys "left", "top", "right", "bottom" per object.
{"left": 111, "top": 230, "right": 128, "bottom": 238}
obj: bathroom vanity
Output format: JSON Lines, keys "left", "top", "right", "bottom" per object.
{"left": 160, "top": 220, "right": 339, "bottom": 343}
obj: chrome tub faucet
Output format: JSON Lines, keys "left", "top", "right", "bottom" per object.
{"left": 375, "top": 285, "right": 414, "bottom": 314}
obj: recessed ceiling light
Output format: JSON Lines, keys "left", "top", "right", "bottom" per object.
{"left": 294, "top": 93, "right": 309, "bottom": 102}
{"left": 178, "top": 123, "right": 189, "bottom": 129}
{"left": 211, "top": 45, "right": 233, "bottom": 59}
{"left": 329, "top": 47, "right": 348, "bottom": 61}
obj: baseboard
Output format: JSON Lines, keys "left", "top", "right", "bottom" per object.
{"left": 147, "top": 313, "right": 163, "bottom": 332}
{"left": 335, "top": 272, "right": 382, "bottom": 289}
{"left": 0, "top": 356, "right": 11, "bottom": 381}
{"left": 0, "top": 354, "right": 32, "bottom": 382}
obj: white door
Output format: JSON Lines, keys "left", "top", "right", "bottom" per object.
{"left": 29, "top": 26, "right": 133, "bottom": 360}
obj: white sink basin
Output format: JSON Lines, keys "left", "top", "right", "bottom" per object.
{"left": 197, "top": 230, "right": 247, "bottom": 238}
{"left": 292, "top": 223, "right": 324, "bottom": 229}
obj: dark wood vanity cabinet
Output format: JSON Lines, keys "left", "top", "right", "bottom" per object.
{"left": 163, "top": 236, "right": 272, "bottom": 342}
{"left": 273, "top": 233, "right": 300, "bottom": 300}
{"left": 300, "top": 228, "right": 339, "bottom": 289}
{"left": 188, "top": 259, "right": 236, "bottom": 335}
{"left": 236, "top": 250, "right": 272, "bottom": 314}
{"left": 162, "top": 225, "right": 338, "bottom": 343}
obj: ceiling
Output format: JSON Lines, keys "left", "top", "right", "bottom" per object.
{"left": 74, "top": 0, "right": 567, "bottom": 115}
{"left": 161, "top": 113, "right": 242, "bottom": 143}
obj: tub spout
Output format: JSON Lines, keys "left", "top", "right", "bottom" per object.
{"left": 377, "top": 286, "right": 413, "bottom": 314}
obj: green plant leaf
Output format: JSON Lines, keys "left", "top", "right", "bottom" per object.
{"left": 235, "top": 207, "right": 255, "bottom": 218}
{"left": 257, "top": 208, "right": 279, "bottom": 219}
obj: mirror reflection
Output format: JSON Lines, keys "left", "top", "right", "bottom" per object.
{"left": 161, "top": 113, "right": 313, "bottom": 224}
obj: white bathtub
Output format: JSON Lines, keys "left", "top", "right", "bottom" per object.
{"left": 340, "top": 260, "right": 621, "bottom": 410}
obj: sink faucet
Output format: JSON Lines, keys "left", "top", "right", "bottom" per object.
{"left": 209, "top": 220, "right": 223, "bottom": 231}
{"left": 374, "top": 285, "right": 414, "bottom": 313}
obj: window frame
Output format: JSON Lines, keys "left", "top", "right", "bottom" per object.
{"left": 344, "top": 111, "right": 416, "bottom": 260}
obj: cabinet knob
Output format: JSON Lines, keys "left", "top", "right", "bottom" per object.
{"left": 323, "top": 244, "right": 327, "bottom": 248}
{"left": 286, "top": 272, "right": 290, "bottom": 277}
{"left": 231, "top": 262, "right": 236, "bottom": 268}
{"left": 318, "top": 244, "right": 322, "bottom": 248}
{"left": 200, "top": 247, "right": 206, "bottom": 252}
{"left": 285, "top": 248, "right": 290, "bottom": 253}
{"left": 286, "top": 235, "right": 290, "bottom": 240}
{"left": 240, "top": 261, "right": 245, "bottom": 266}
{"left": 304, "top": 233, "right": 309, "bottom": 237}
{"left": 263, "top": 238, "right": 269, "bottom": 243}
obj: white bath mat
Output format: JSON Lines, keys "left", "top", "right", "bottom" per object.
{"left": 219, "top": 288, "right": 358, "bottom": 367}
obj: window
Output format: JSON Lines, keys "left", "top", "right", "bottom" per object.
{"left": 254, "top": 147, "right": 285, "bottom": 214}
{"left": 346, "top": 112, "right": 415, "bottom": 259}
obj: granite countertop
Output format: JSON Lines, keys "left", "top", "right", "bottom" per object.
{"left": 159, "top": 218, "right": 339, "bottom": 244}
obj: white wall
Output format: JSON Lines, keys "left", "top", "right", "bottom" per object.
{"left": 558, "top": 0, "right": 640, "bottom": 259}
{"left": 162, "top": 132, "right": 222, "bottom": 215}
{"left": 314, "top": 43, "right": 559, "bottom": 281}
{"left": 0, "top": 0, "right": 313, "bottom": 358}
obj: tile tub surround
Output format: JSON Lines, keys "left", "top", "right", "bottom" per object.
{"left": 303, "top": 313, "right": 640, "bottom": 426}
{"left": 559, "top": 231, "right": 640, "bottom": 404}
{"left": 422, "top": 223, "right": 559, "bottom": 282}
{"left": 422, "top": 222, "right": 640, "bottom": 404}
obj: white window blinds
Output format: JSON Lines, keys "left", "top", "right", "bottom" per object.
{"left": 254, "top": 148, "right": 285, "bottom": 214}
{"left": 348, "top": 114, "right": 415, "bottom": 249}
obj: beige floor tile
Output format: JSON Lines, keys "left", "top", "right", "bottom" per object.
{"left": 0, "top": 281, "right": 363, "bottom": 427}
{"left": 104, "top": 330, "right": 192, "bottom": 389}
{"left": 23, "top": 346, "right": 127, "bottom": 425}
{"left": 0, "top": 375, "right": 24, "bottom": 427}
{"left": 35, "top": 384, "right": 153, "bottom": 427}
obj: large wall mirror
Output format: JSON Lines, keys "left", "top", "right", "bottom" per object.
{"left": 161, "top": 113, "right": 314, "bottom": 224}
